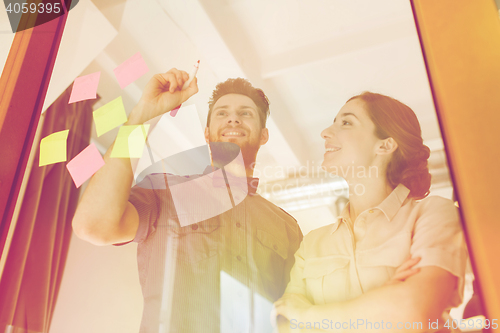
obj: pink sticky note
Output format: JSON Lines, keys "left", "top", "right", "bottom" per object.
{"left": 66, "top": 143, "right": 105, "bottom": 188}
{"left": 170, "top": 104, "right": 181, "bottom": 117}
{"left": 113, "top": 52, "right": 149, "bottom": 89}
{"left": 68, "top": 72, "right": 101, "bottom": 104}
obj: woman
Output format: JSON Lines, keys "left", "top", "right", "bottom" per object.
{"left": 273, "top": 92, "right": 467, "bottom": 332}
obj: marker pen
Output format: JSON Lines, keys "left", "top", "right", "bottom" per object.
{"left": 170, "top": 60, "right": 200, "bottom": 117}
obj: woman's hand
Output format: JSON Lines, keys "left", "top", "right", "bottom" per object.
{"left": 272, "top": 315, "right": 293, "bottom": 333}
{"left": 128, "top": 68, "right": 198, "bottom": 125}
{"left": 271, "top": 257, "right": 421, "bottom": 330}
{"left": 385, "top": 256, "right": 421, "bottom": 286}
{"left": 273, "top": 293, "right": 313, "bottom": 323}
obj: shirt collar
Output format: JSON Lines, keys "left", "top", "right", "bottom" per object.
{"left": 333, "top": 183, "right": 410, "bottom": 231}
{"left": 376, "top": 184, "right": 410, "bottom": 221}
{"left": 203, "top": 166, "right": 259, "bottom": 196}
{"left": 332, "top": 203, "right": 351, "bottom": 233}
{"left": 203, "top": 165, "right": 217, "bottom": 175}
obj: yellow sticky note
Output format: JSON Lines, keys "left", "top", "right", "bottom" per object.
{"left": 39, "top": 130, "right": 70, "bottom": 166}
{"left": 110, "top": 124, "right": 150, "bottom": 158}
{"left": 93, "top": 96, "right": 128, "bottom": 137}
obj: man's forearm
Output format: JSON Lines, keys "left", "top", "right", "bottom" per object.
{"left": 72, "top": 69, "right": 198, "bottom": 244}
{"left": 72, "top": 142, "right": 135, "bottom": 240}
{"left": 72, "top": 105, "right": 146, "bottom": 243}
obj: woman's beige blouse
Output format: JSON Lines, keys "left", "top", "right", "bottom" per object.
{"left": 285, "top": 184, "right": 467, "bottom": 308}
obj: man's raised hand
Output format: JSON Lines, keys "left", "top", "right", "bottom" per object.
{"left": 128, "top": 68, "right": 198, "bottom": 125}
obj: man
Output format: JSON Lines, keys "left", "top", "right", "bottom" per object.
{"left": 72, "top": 68, "right": 303, "bottom": 333}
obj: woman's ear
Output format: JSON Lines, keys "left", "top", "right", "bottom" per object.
{"left": 377, "top": 137, "right": 398, "bottom": 155}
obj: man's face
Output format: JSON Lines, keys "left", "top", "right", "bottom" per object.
{"left": 205, "top": 93, "right": 269, "bottom": 160}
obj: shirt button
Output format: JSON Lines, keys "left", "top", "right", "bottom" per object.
{"left": 273, "top": 244, "right": 278, "bottom": 251}
{"left": 236, "top": 255, "right": 242, "bottom": 261}
{"left": 236, "top": 222, "right": 241, "bottom": 228}
{"left": 191, "top": 224, "right": 198, "bottom": 230}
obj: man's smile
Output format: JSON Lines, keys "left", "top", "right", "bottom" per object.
{"left": 221, "top": 129, "right": 246, "bottom": 137}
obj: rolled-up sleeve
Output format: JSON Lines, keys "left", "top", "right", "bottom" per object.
{"left": 411, "top": 196, "right": 468, "bottom": 305}
{"left": 128, "top": 175, "right": 161, "bottom": 244}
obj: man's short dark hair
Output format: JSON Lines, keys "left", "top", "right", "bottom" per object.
{"left": 206, "top": 78, "right": 270, "bottom": 128}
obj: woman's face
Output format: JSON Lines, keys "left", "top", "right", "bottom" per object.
{"left": 321, "top": 98, "right": 383, "bottom": 178}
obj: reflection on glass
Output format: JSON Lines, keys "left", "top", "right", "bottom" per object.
{"left": 47, "top": 1, "right": 482, "bottom": 332}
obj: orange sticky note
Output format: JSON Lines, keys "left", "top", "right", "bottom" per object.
{"left": 39, "top": 130, "right": 69, "bottom": 166}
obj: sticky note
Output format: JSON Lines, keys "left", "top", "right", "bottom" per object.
{"left": 111, "top": 124, "right": 150, "bottom": 158}
{"left": 93, "top": 96, "right": 128, "bottom": 137}
{"left": 39, "top": 130, "right": 69, "bottom": 166}
{"left": 66, "top": 143, "right": 105, "bottom": 188}
{"left": 68, "top": 72, "right": 101, "bottom": 104}
{"left": 113, "top": 52, "right": 149, "bottom": 89}
{"left": 170, "top": 104, "right": 181, "bottom": 117}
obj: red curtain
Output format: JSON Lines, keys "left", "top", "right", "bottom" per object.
{"left": 0, "top": 85, "right": 96, "bottom": 333}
